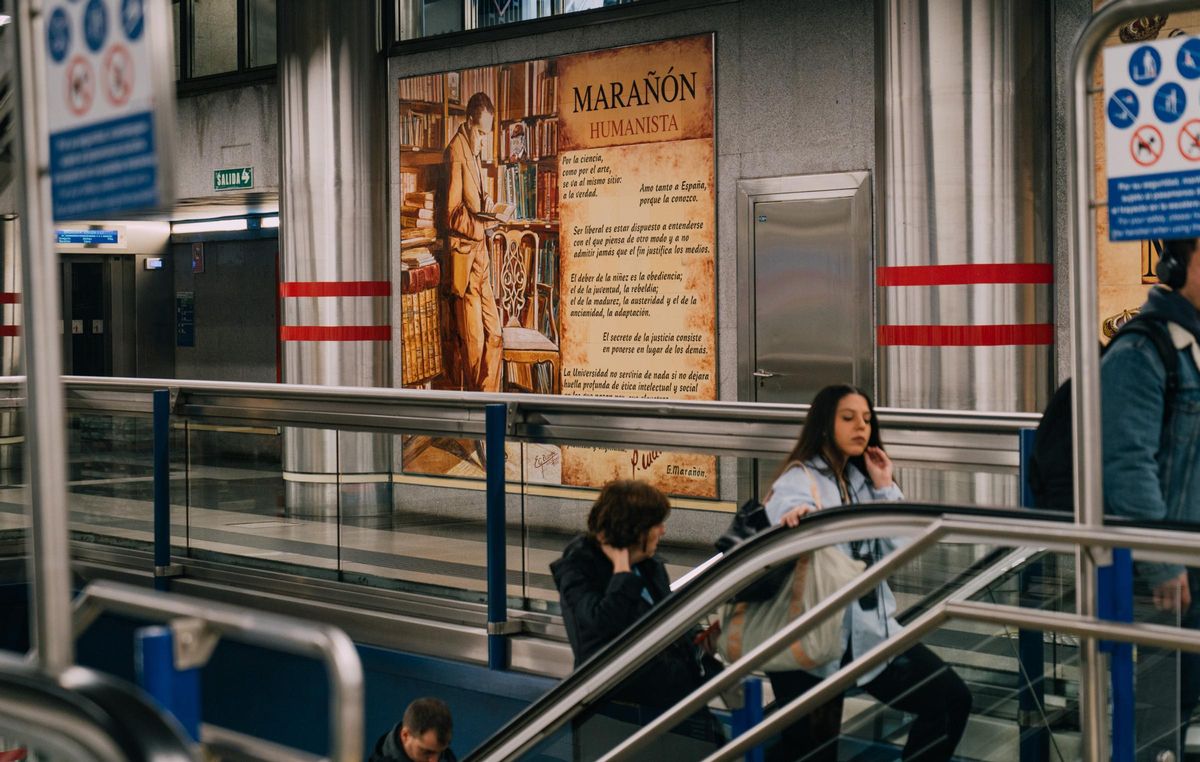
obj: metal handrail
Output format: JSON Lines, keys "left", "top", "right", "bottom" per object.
{"left": 0, "top": 650, "right": 195, "bottom": 761}
{"left": 467, "top": 505, "right": 1200, "bottom": 761}
{"left": 71, "top": 580, "right": 363, "bottom": 762}
{"left": 0, "top": 375, "right": 1036, "bottom": 464}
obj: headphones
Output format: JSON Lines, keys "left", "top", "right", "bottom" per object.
{"left": 1155, "top": 238, "right": 1189, "bottom": 290}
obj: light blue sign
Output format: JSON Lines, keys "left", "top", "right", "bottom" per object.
{"left": 1108, "top": 88, "right": 1140, "bottom": 129}
{"left": 83, "top": 0, "right": 107, "bottom": 52}
{"left": 1131, "top": 45, "right": 1163, "bottom": 86}
{"left": 56, "top": 229, "right": 119, "bottom": 244}
{"left": 47, "top": 7, "right": 71, "bottom": 63}
{"left": 1155, "top": 82, "right": 1186, "bottom": 123}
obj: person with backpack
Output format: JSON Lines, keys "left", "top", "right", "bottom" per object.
{"left": 1101, "top": 237, "right": 1200, "bottom": 761}
{"left": 761, "top": 384, "right": 971, "bottom": 762}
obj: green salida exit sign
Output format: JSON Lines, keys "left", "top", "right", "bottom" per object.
{"left": 213, "top": 167, "right": 253, "bottom": 191}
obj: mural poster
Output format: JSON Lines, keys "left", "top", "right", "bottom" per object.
{"left": 396, "top": 35, "right": 716, "bottom": 497}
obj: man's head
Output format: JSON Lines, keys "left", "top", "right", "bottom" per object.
{"left": 399, "top": 697, "right": 452, "bottom": 762}
{"left": 1157, "top": 238, "right": 1200, "bottom": 309}
{"left": 465, "top": 92, "right": 495, "bottom": 153}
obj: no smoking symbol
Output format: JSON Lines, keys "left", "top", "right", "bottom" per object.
{"left": 65, "top": 55, "right": 94, "bottom": 117}
{"left": 103, "top": 44, "right": 134, "bottom": 107}
{"left": 1132, "top": 124, "right": 1164, "bottom": 166}
{"left": 1179, "top": 119, "right": 1200, "bottom": 161}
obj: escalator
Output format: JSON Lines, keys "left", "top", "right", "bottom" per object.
{"left": 465, "top": 504, "right": 1195, "bottom": 762}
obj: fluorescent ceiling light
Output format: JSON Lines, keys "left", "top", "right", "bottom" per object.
{"left": 0, "top": 15, "right": 11, "bottom": 26}
{"left": 261, "top": 215, "right": 279, "bottom": 229}
{"left": 172, "top": 218, "right": 248, "bottom": 234}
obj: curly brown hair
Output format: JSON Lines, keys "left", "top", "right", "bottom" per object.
{"left": 586, "top": 479, "right": 670, "bottom": 550}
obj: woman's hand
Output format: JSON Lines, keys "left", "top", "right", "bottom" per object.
{"left": 599, "top": 541, "right": 632, "bottom": 573}
{"left": 864, "top": 446, "right": 894, "bottom": 490}
{"left": 780, "top": 505, "right": 814, "bottom": 527}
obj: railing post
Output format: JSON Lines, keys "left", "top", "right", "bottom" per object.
{"left": 134, "top": 625, "right": 201, "bottom": 741}
{"left": 485, "top": 403, "right": 509, "bottom": 671}
{"left": 153, "top": 389, "right": 171, "bottom": 592}
{"left": 1017, "top": 427, "right": 1048, "bottom": 762}
{"left": 1098, "top": 549, "right": 1134, "bottom": 762}
{"left": 730, "top": 676, "right": 764, "bottom": 762}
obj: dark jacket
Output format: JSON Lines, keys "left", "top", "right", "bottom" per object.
{"left": 368, "top": 723, "right": 457, "bottom": 762}
{"left": 550, "top": 535, "right": 704, "bottom": 707}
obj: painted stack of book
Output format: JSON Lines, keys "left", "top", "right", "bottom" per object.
{"left": 401, "top": 192, "right": 436, "bottom": 242}
{"left": 399, "top": 247, "right": 442, "bottom": 386}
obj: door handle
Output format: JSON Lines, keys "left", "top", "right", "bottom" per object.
{"left": 752, "top": 369, "right": 779, "bottom": 379}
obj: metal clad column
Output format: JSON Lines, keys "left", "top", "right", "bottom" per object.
{"left": 278, "top": 1, "right": 391, "bottom": 516}
{"left": 0, "top": 217, "right": 22, "bottom": 477}
{"left": 879, "top": 0, "right": 1052, "bottom": 413}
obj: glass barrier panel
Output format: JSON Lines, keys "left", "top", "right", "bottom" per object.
{"left": 66, "top": 411, "right": 157, "bottom": 551}
{"left": 184, "top": 423, "right": 337, "bottom": 576}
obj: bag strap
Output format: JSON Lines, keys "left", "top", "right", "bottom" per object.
{"left": 798, "top": 463, "right": 823, "bottom": 510}
{"left": 1111, "top": 315, "right": 1181, "bottom": 432}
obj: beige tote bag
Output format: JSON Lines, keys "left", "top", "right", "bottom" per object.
{"left": 717, "top": 465, "right": 866, "bottom": 671}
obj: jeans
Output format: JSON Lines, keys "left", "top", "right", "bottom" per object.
{"left": 1134, "top": 569, "right": 1200, "bottom": 762}
{"left": 766, "top": 644, "right": 971, "bottom": 762}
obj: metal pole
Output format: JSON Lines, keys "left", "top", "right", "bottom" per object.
{"left": 153, "top": 389, "right": 170, "bottom": 591}
{"left": 730, "top": 677, "right": 764, "bottom": 762}
{"left": 135, "top": 625, "right": 201, "bottom": 741}
{"left": 1017, "top": 428, "right": 1048, "bottom": 762}
{"left": 485, "top": 403, "right": 509, "bottom": 670}
{"left": 1098, "top": 548, "right": 1135, "bottom": 762}
{"left": 12, "top": 0, "right": 75, "bottom": 675}
{"left": 1069, "top": 4, "right": 1200, "bottom": 758}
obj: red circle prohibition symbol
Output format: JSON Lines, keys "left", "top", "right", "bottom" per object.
{"left": 103, "top": 44, "right": 134, "bottom": 107}
{"left": 1131, "top": 125, "right": 1164, "bottom": 167}
{"left": 1179, "top": 119, "right": 1200, "bottom": 162}
{"left": 65, "top": 55, "right": 94, "bottom": 117}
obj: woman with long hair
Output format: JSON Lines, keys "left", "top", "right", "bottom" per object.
{"left": 762, "top": 384, "right": 971, "bottom": 762}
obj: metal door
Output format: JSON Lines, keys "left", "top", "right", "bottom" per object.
{"left": 738, "top": 173, "right": 874, "bottom": 406}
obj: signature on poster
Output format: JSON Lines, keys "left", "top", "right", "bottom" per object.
{"left": 630, "top": 449, "right": 663, "bottom": 477}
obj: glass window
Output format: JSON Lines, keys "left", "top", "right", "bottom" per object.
{"left": 398, "top": 0, "right": 647, "bottom": 42}
{"left": 246, "top": 0, "right": 276, "bottom": 69}
{"left": 189, "top": 0, "right": 238, "bottom": 78}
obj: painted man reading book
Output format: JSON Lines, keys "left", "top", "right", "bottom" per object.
{"left": 440, "top": 91, "right": 503, "bottom": 392}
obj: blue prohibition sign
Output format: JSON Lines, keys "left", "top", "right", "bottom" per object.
{"left": 46, "top": 7, "right": 71, "bottom": 63}
{"left": 121, "top": 0, "right": 144, "bottom": 41}
{"left": 1130, "top": 45, "right": 1163, "bottom": 86}
{"left": 1108, "top": 88, "right": 1140, "bottom": 129}
{"left": 1179, "top": 38, "right": 1200, "bottom": 79}
{"left": 83, "top": 0, "right": 108, "bottom": 53}
{"left": 1156, "top": 82, "right": 1187, "bottom": 123}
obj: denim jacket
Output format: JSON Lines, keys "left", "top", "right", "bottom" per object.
{"left": 1101, "top": 287, "right": 1200, "bottom": 587}
{"left": 763, "top": 456, "right": 905, "bottom": 683}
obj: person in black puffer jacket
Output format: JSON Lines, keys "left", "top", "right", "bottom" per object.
{"left": 550, "top": 479, "right": 709, "bottom": 709}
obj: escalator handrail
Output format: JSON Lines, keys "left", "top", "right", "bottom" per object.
{"left": 71, "top": 580, "right": 363, "bottom": 762}
{"left": 466, "top": 503, "right": 1200, "bottom": 761}
{"left": 0, "top": 650, "right": 196, "bottom": 761}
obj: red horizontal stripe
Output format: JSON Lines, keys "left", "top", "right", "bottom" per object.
{"left": 0, "top": 326, "right": 20, "bottom": 337}
{"left": 877, "top": 264, "right": 1053, "bottom": 287}
{"left": 280, "top": 281, "right": 391, "bottom": 298}
{"left": 280, "top": 326, "right": 391, "bottom": 342}
{"left": 878, "top": 324, "right": 1053, "bottom": 346}
{"left": 0, "top": 293, "right": 20, "bottom": 304}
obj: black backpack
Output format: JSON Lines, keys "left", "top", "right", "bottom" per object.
{"left": 1027, "top": 314, "right": 1180, "bottom": 511}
